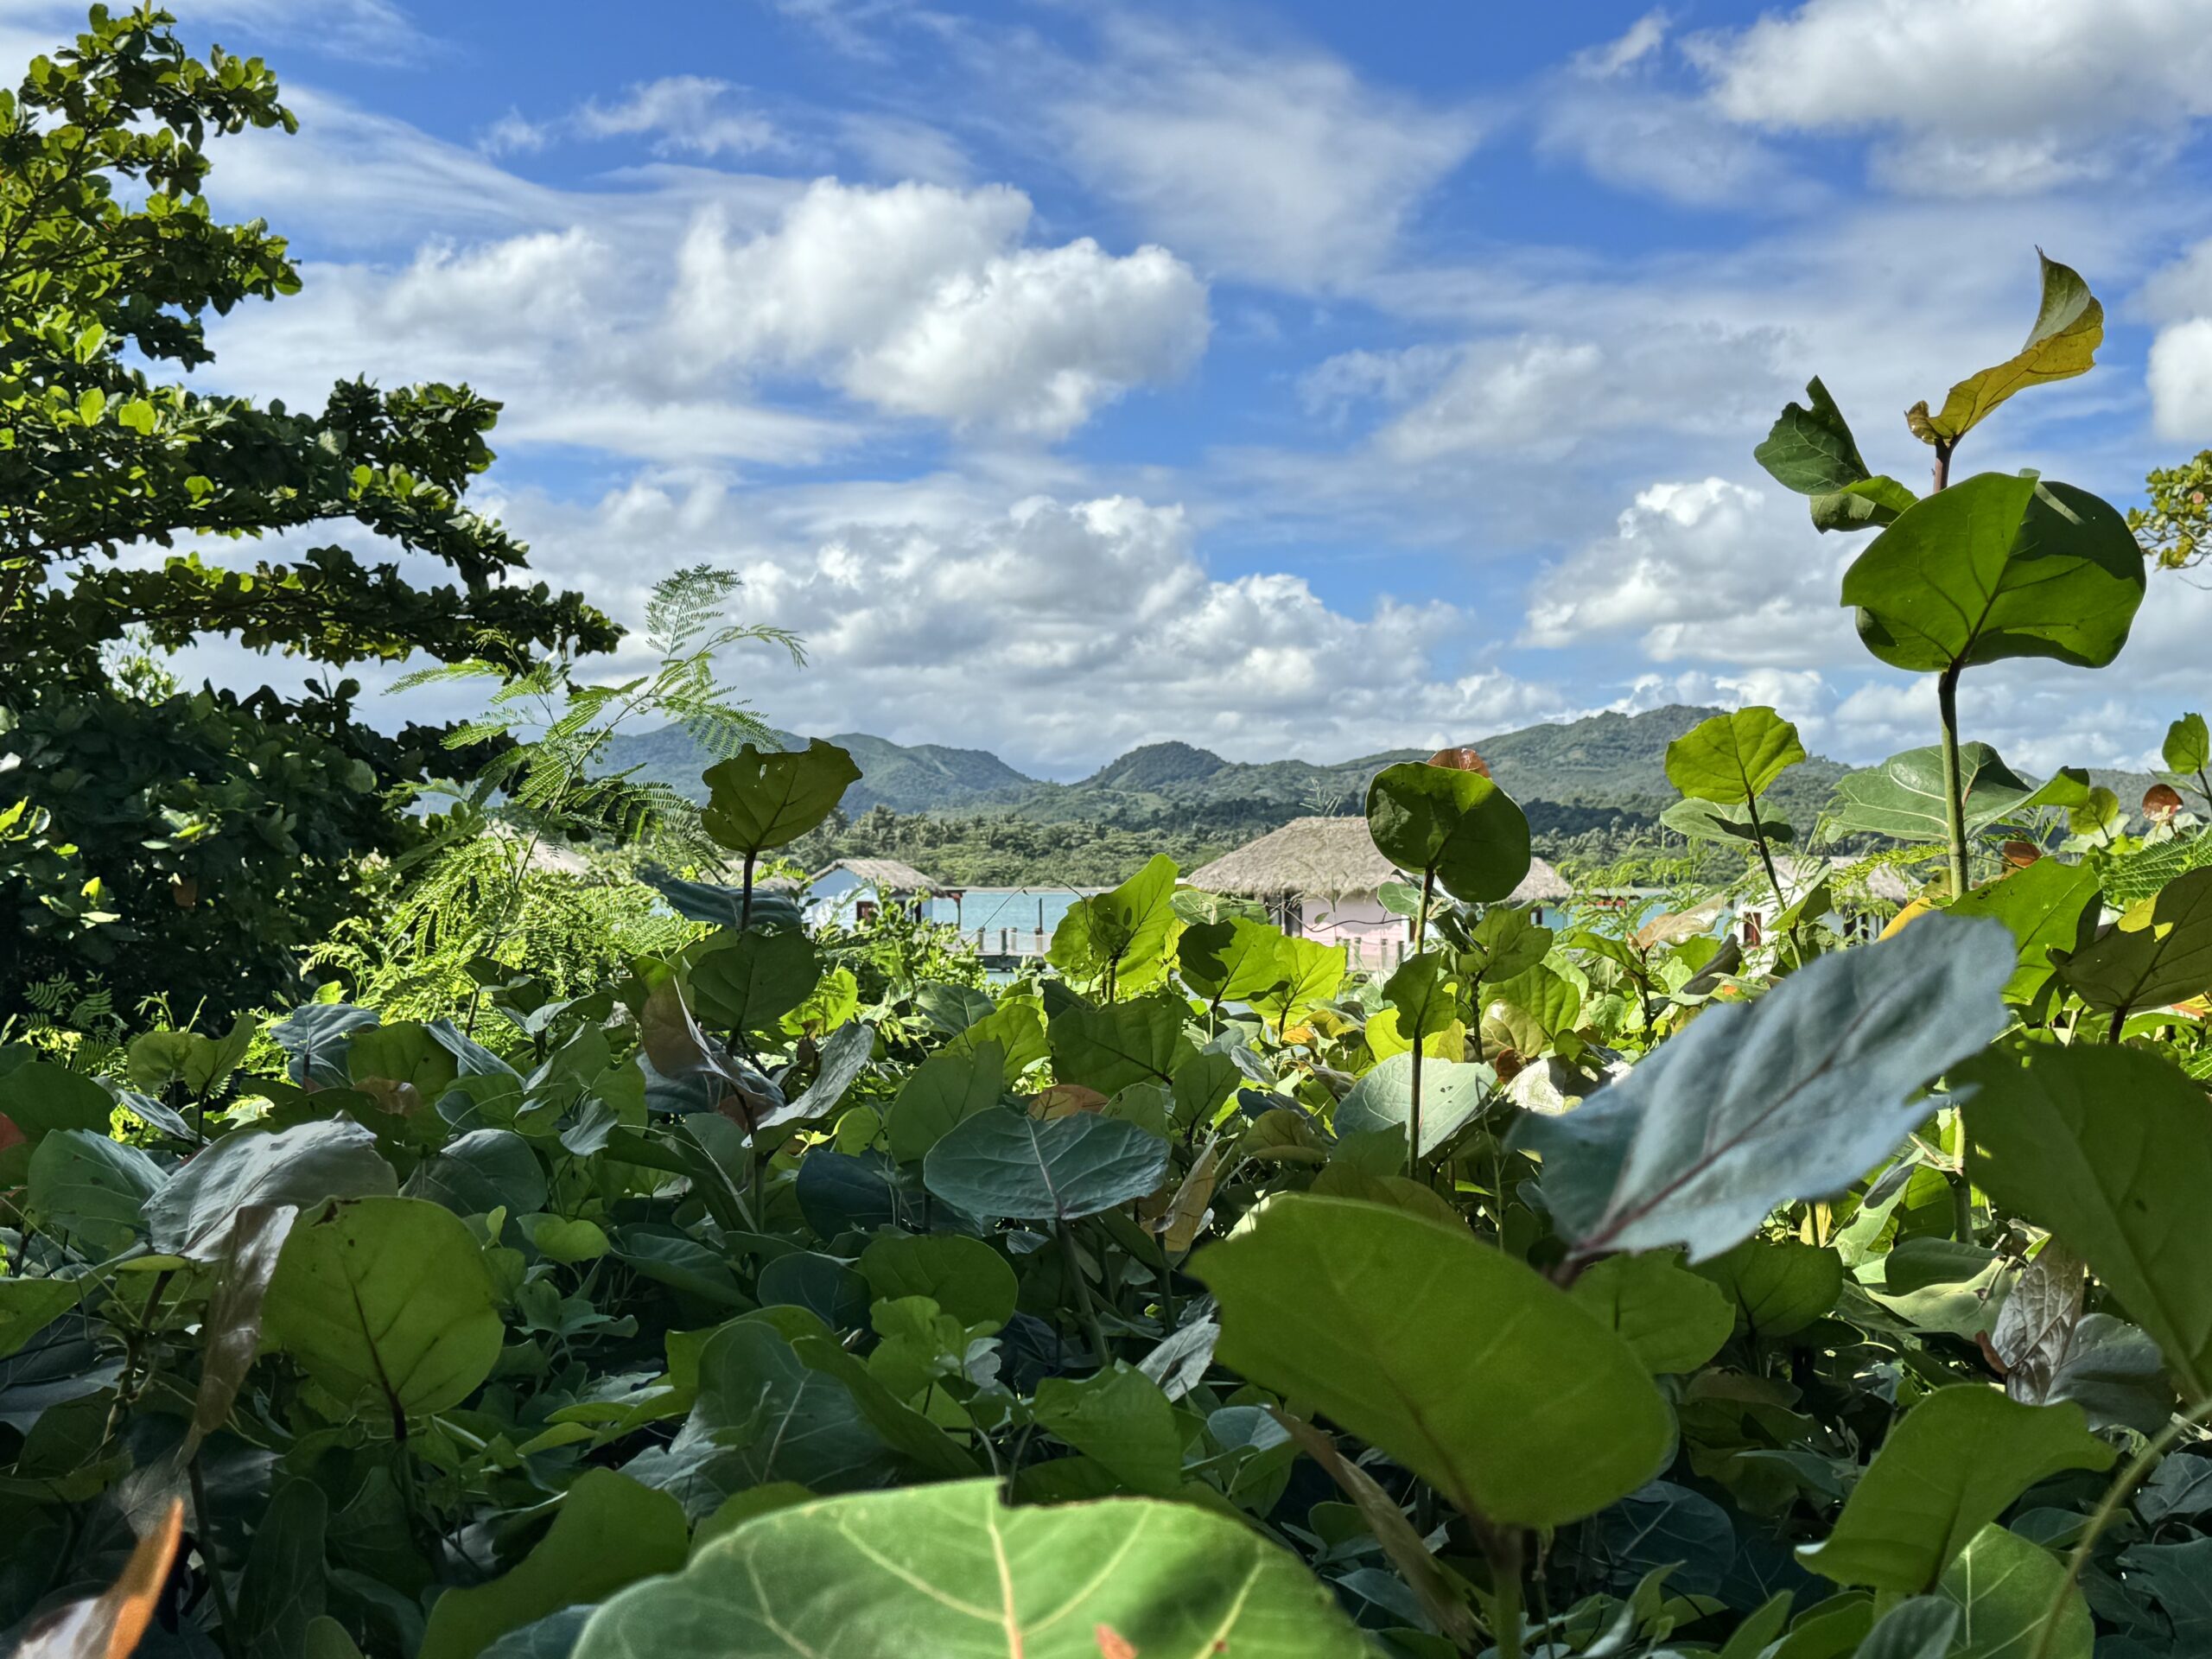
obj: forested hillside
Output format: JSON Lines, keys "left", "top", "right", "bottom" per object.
{"left": 613, "top": 706, "right": 1866, "bottom": 880}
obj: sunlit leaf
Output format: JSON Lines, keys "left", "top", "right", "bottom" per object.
{"left": 572, "top": 1479, "right": 1367, "bottom": 1658}
{"left": 1196, "top": 1194, "right": 1669, "bottom": 1527}
{"left": 1907, "top": 253, "right": 2102, "bottom": 445}
{"left": 1514, "top": 916, "right": 2012, "bottom": 1262}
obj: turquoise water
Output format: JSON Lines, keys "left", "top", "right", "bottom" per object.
{"left": 921, "top": 887, "right": 1099, "bottom": 944}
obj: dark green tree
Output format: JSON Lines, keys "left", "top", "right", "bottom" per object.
{"left": 0, "top": 4, "right": 617, "bottom": 1015}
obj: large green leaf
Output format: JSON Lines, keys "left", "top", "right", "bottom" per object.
{"left": 1366, "top": 761, "right": 1532, "bottom": 904}
{"left": 1513, "top": 916, "right": 2012, "bottom": 1262}
{"left": 1944, "top": 858, "right": 2101, "bottom": 1005}
{"left": 1693, "top": 1238, "right": 1844, "bottom": 1338}
{"left": 1798, "top": 1387, "right": 2111, "bottom": 1592}
{"left": 883, "top": 1042, "right": 1006, "bottom": 1164}
{"left": 1046, "top": 992, "right": 1195, "bottom": 1096}
{"left": 922, "top": 1107, "right": 1169, "bottom": 1222}
{"left": 0, "top": 1278, "right": 82, "bottom": 1361}
{"left": 1333, "top": 1053, "right": 1491, "bottom": 1160}
{"left": 1382, "top": 950, "right": 1461, "bottom": 1046}
{"left": 27, "top": 1130, "right": 162, "bottom": 1257}
{"left": 0, "top": 1063, "right": 117, "bottom": 1143}
{"left": 1245, "top": 932, "right": 1346, "bottom": 1032}
{"left": 1853, "top": 1599, "right": 1958, "bottom": 1659}
{"left": 1569, "top": 1249, "right": 1734, "bottom": 1374}
{"left": 1908, "top": 254, "right": 2102, "bottom": 446}
{"left": 1666, "top": 707, "right": 1806, "bottom": 805}
{"left": 573, "top": 1478, "right": 1367, "bottom": 1658}
{"left": 1751, "top": 378, "right": 1921, "bottom": 533}
{"left": 1046, "top": 855, "right": 1180, "bottom": 995}
{"left": 2050, "top": 864, "right": 2212, "bottom": 1016}
{"left": 2167, "top": 712, "right": 2211, "bottom": 777}
{"left": 1937, "top": 1524, "right": 2093, "bottom": 1659}
{"left": 146, "top": 1118, "right": 397, "bottom": 1261}
{"left": 261, "top": 1196, "right": 504, "bottom": 1425}
{"left": 1177, "top": 915, "right": 1290, "bottom": 1007}
{"left": 1756, "top": 377, "right": 1872, "bottom": 495}
{"left": 419, "top": 1471, "right": 689, "bottom": 1659}
{"left": 1194, "top": 1194, "right": 1669, "bottom": 1527}
{"left": 1842, "top": 473, "right": 2144, "bottom": 673}
{"left": 700, "top": 739, "right": 861, "bottom": 857}
{"left": 1031, "top": 1363, "right": 1184, "bottom": 1497}
{"left": 1964, "top": 1041, "right": 2212, "bottom": 1394}
{"left": 1826, "top": 744, "right": 2079, "bottom": 845}
{"left": 858, "top": 1232, "right": 1015, "bottom": 1331}
{"left": 690, "top": 929, "right": 821, "bottom": 1037}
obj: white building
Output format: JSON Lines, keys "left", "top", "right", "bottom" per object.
{"left": 804, "top": 857, "right": 940, "bottom": 930}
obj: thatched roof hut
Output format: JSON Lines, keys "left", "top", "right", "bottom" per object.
{"left": 1187, "top": 817, "right": 1570, "bottom": 907}
{"left": 813, "top": 857, "right": 938, "bottom": 892}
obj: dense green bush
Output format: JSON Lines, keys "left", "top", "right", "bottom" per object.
{"left": 8, "top": 13, "right": 2212, "bottom": 1659}
{"left": 0, "top": 5, "right": 614, "bottom": 1015}
{"left": 5, "top": 656, "right": 2212, "bottom": 1656}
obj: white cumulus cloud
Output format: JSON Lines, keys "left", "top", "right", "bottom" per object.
{"left": 669, "top": 180, "right": 1209, "bottom": 436}
{"left": 1688, "top": 0, "right": 2212, "bottom": 195}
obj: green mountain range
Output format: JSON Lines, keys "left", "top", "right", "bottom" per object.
{"left": 605, "top": 706, "right": 2162, "bottom": 885}
{"left": 609, "top": 705, "right": 1842, "bottom": 842}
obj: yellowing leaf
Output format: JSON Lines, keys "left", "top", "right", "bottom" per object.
{"left": 1909, "top": 253, "right": 2101, "bottom": 446}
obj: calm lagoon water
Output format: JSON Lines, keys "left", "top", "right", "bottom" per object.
{"left": 920, "top": 887, "right": 1100, "bottom": 942}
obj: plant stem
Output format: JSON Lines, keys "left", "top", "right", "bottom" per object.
{"left": 1936, "top": 661, "right": 1969, "bottom": 899}
{"left": 2032, "top": 1394, "right": 2212, "bottom": 1659}
{"left": 1480, "top": 1526, "right": 1526, "bottom": 1659}
{"left": 1414, "top": 867, "right": 1434, "bottom": 955}
{"left": 1948, "top": 1110, "right": 1974, "bottom": 1244}
{"left": 188, "top": 1453, "right": 242, "bottom": 1659}
{"left": 1408, "top": 1038, "right": 1425, "bottom": 1180}
{"left": 1058, "top": 1221, "right": 1112, "bottom": 1370}
{"left": 741, "top": 850, "right": 756, "bottom": 931}
{"left": 1154, "top": 1232, "right": 1180, "bottom": 1335}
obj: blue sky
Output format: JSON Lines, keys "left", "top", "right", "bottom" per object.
{"left": 10, "top": 0, "right": 2212, "bottom": 778}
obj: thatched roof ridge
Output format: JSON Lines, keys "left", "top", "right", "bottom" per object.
{"left": 817, "top": 856, "right": 939, "bottom": 891}
{"left": 1187, "top": 817, "right": 1571, "bottom": 906}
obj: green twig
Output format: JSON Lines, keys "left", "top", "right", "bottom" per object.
{"left": 1058, "top": 1221, "right": 1112, "bottom": 1370}
{"left": 2031, "top": 1393, "right": 2212, "bottom": 1659}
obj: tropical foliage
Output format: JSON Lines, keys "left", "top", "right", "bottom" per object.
{"left": 0, "top": 4, "right": 614, "bottom": 1015}
{"left": 9, "top": 14, "right": 2212, "bottom": 1659}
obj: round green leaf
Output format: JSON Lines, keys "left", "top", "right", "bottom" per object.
{"left": 147, "top": 1118, "right": 398, "bottom": 1261}
{"left": 261, "top": 1196, "right": 504, "bottom": 1424}
{"left": 921, "top": 1107, "right": 1169, "bottom": 1223}
{"left": 858, "top": 1232, "right": 1016, "bottom": 1332}
{"left": 1938, "top": 1524, "right": 2092, "bottom": 1659}
{"left": 884, "top": 1042, "right": 1006, "bottom": 1165}
{"left": 1826, "top": 744, "right": 2066, "bottom": 845}
{"left": 2051, "top": 864, "right": 2212, "bottom": 1017}
{"left": 701, "top": 739, "right": 861, "bottom": 857}
{"left": 1366, "top": 761, "right": 1532, "bottom": 904}
{"left": 1570, "top": 1249, "right": 1734, "bottom": 1374}
{"left": 572, "top": 1478, "right": 1368, "bottom": 1659}
{"left": 1798, "top": 1387, "right": 2112, "bottom": 1592}
{"left": 1692, "top": 1239, "right": 1844, "bottom": 1338}
{"left": 1194, "top": 1193, "right": 1669, "bottom": 1528}
{"left": 1842, "top": 473, "right": 2145, "bottom": 673}
{"left": 690, "top": 929, "right": 822, "bottom": 1037}
{"left": 1665, "top": 707, "right": 1807, "bottom": 804}
{"left": 1965, "top": 1041, "right": 2212, "bottom": 1396}
{"left": 420, "top": 1470, "right": 690, "bottom": 1659}
{"left": 2165, "top": 712, "right": 2210, "bottom": 777}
